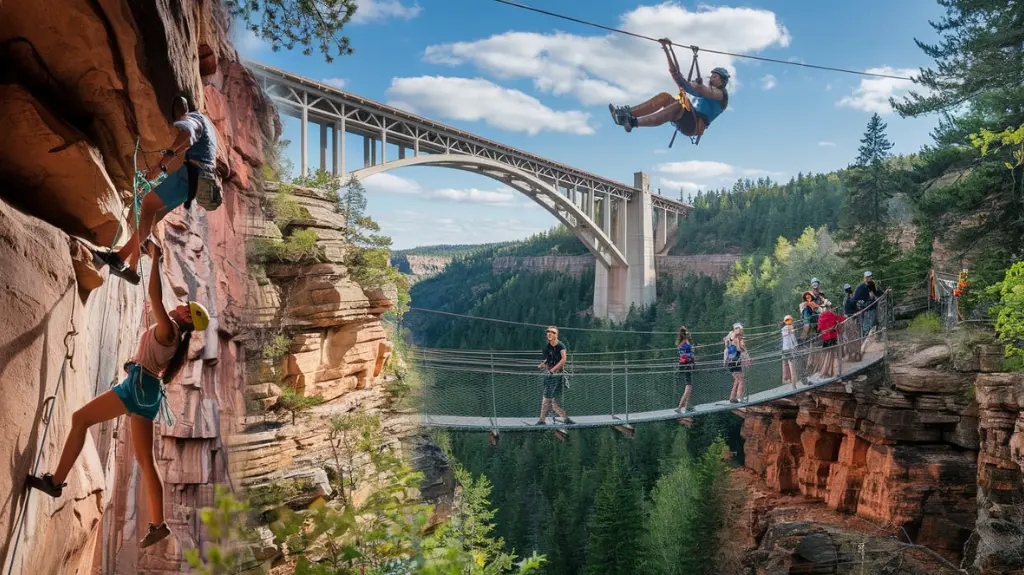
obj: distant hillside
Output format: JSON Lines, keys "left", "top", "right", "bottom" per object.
{"left": 392, "top": 243, "right": 504, "bottom": 257}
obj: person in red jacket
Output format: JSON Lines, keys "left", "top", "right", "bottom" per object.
{"left": 816, "top": 305, "right": 843, "bottom": 379}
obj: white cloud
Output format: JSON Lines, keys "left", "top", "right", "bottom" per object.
{"left": 381, "top": 213, "right": 551, "bottom": 249}
{"left": 351, "top": 0, "right": 421, "bottom": 24}
{"left": 322, "top": 78, "right": 348, "bottom": 89}
{"left": 761, "top": 74, "right": 777, "bottom": 90}
{"left": 237, "top": 28, "right": 267, "bottom": 53}
{"left": 656, "top": 160, "right": 735, "bottom": 179}
{"left": 422, "top": 5, "right": 790, "bottom": 106}
{"left": 659, "top": 178, "right": 702, "bottom": 193}
{"left": 836, "top": 67, "right": 919, "bottom": 114}
{"left": 817, "top": 141, "right": 836, "bottom": 147}
{"left": 386, "top": 76, "right": 593, "bottom": 135}
{"left": 361, "top": 173, "right": 522, "bottom": 205}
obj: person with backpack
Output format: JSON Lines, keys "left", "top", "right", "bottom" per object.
{"left": 535, "top": 326, "right": 575, "bottom": 425}
{"left": 781, "top": 315, "right": 800, "bottom": 388}
{"left": 26, "top": 241, "right": 211, "bottom": 549}
{"left": 674, "top": 327, "right": 697, "bottom": 413}
{"left": 93, "top": 93, "right": 221, "bottom": 285}
{"left": 723, "top": 323, "right": 746, "bottom": 403}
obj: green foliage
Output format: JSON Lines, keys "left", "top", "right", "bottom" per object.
{"left": 252, "top": 229, "right": 322, "bottom": 263}
{"left": 225, "top": 0, "right": 356, "bottom": 62}
{"left": 187, "top": 417, "right": 542, "bottom": 575}
{"left": 987, "top": 261, "right": 1024, "bottom": 359}
{"left": 394, "top": 243, "right": 506, "bottom": 258}
{"left": 262, "top": 334, "right": 292, "bottom": 361}
{"left": 272, "top": 187, "right": 308, "bottom": 230}
{"left": 585, "top": 452, "right": 643, "bottom": 575}
{"left": 673, "top": 172, "right": 845, "bottom": 255}
{"left": 276, "top": 387, "right": 324, "bottom": 425}
{"left": 641, "top": 437, "right": 734, "bottom": 575}
{"left": 725, "top": 227, "right": 852, "bottom": 327}
{"left": 894, "top": 0, "right": 1024, "bottom": 281}
{"left": 970, "top": 124, "right": 1024, "bottom": 172}
{"left": 908, "top": 311, "right": 944, "bottom": 335}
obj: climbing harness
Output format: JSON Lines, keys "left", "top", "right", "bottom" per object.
{"left": 662, "top": 41, "right": 705, "bottom": 148}
{"left": 6, "top": 292, "right": 78, "bottom": 575}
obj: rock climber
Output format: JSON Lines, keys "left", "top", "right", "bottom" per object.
{"left": 609, "top": 39, "right": 729, "bottom": 137}
{"left": 27, "top": 241, "right": 210, "bottom": 549}
{"left": 675, "top": 326, "right": 697, "bottom": 413}
{"left": 723, "top": 322, "right": 746, "bottom": 403}
{"left": 536, "top": 325, "right": 575, "bottom": 426}
{"left": 93, "top": 93, "right": 219, "bottom": 284}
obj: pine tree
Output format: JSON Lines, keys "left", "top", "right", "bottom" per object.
{"left": 584, "top": 455, "right": 643, "bottom": 575}
{"left": 856, "top": 113, "right": 894, "bottom": 166}
{"left": 893, "top": 0, "right": 1024, "bottom": 274}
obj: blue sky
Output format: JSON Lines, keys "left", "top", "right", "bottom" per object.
{"left": 235, "top": 0, "right": 945, "bottom": 250}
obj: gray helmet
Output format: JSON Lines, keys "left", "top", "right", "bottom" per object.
{"left": 711, "top": 67, "right": 730, "bottom": 83}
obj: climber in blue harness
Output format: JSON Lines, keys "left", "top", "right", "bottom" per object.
{"left": 609, "top": 39, "right": 729, "bottom": 143}
{"left": 92, "top": 93, "right": 220, "bottom": 285}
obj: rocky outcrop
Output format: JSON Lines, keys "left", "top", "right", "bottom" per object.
{"left": 0, "top": 1, "right": 273, "bottom": 573}
{"left": 741, "top": 337, "right": 1024, "bottom": 572}
{"left": 488, "top": 253, "right": 740, "bottom": 282}
{"left": 741, "top": 343, "right": 978, "bottom": 561}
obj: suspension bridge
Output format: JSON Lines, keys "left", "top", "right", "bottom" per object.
{"left": 411, "top": 296, "right": 893, "bottom": 433}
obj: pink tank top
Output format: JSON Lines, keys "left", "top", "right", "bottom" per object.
{"left": 133, "top": 323, "right": 179, "bottom": 376}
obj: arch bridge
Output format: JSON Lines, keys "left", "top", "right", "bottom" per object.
{"left": 246, "top": 60, "right": 689, "bottom": 321}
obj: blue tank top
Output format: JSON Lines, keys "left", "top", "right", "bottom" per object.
{"left": 678, "top": 342, "right": 694, "bottom": 364}
{"left": 682, "top": 82, "right": 727, "bottom": 125}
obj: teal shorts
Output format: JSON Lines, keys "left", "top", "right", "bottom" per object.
{"left": 153, "top": 166, "right": 190, "bottom": 210}
{"left": 112, "top": 363, "right": 165, "bottom": 421}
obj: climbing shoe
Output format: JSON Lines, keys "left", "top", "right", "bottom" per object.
{"left": 140, "top": 522, "right": 171, "bottom": 548}
{"left": 91, "top": 250, "right": 141, "bottom": 285}
{"left": 26, "top": 473, "right": 65, "bottom": 498}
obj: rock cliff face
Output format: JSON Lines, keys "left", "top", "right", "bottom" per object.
{"left": 740, "top": 338, "right": 1024, "bottom": 573}
{"left": 0, "top": 1, "right": 273, "bottom": 573}
{"left": 393, "top": 254, "right": 451, "bottom": 282}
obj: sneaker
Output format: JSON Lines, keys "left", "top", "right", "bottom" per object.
{"left": 26, "top": 473, "right": 65, "bottom": 498}
{"left": 674, "top": 407, "right": 682, "bottom": 413}
{"left": 140, "top": 522, "right": 171, "bottom": 548}
{"left": 685, "top": 405, "right": 695, "bottom": 412}
{"left": 562, "top": 417, "right": 575, "bottom": 425}
{"left": 608, "top": 104, "right": 633, "bottom": 133}
{"left": 729, "top": 398, "right": 739, "bottom": 404}
{"left": 535, "top": 419, "right": 546, "bottom": 426}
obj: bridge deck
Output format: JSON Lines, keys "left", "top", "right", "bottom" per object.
{"left": 420, "top": 350, "right": 884, "bottom": 431}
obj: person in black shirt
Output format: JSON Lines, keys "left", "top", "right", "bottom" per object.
{"left": 536, "top": 326, "right": 575, "bottom": 425}
{"left": 843, "top": 284, "right": 859, "bottom": 317}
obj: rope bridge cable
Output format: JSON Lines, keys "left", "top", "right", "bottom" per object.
{"left": 492, "top": 0, "right": 916, "bottom": 81}
{"left": 414, "top": 295, "right": 892, "bottom": 431}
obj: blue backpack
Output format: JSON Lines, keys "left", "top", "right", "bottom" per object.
{"left": 727, "top": 344, "right": 740, "bottom": 362}
{"left": 678, "top": 342, "right": 695, "bottom": 364}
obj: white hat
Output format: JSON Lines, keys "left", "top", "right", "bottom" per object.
{"left": 864, "top": 271, "right": 872, "bottom": 278}
{"left": 733, "top": 322, "right": 743, "bottom": 330}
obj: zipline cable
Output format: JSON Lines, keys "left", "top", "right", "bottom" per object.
{"left": 493, "top": 0, "right": 916, "bottom": 81}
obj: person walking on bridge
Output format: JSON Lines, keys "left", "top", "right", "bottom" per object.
{"left": 724, "top": 323, "right": 746, "bottom": 403}
{"left": 675, "top": 327, "right": 697, "bottom": 413}
{"left": 26, "top": 240, "right": 210, "bottom": 549}
{"left": 93, "top": 93, "right": 219, "bottom": 285}
{"left": 536, "top": 326, "right": 575, "bottom": 425}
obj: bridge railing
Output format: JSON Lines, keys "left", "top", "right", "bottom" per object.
{"left": 411, "top": 296, "right": 891, "bottom": 429}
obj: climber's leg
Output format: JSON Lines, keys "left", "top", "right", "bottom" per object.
{"left": 630, "top": 92, "right": 677, "bottom": 118}
{"left": 130, "top": 413, "right": 169, "bottom": 548}
{"left": 27, "top": 390, "right": 127, "bottom": 497}
{"left": 635, "top": 101, "right": 685, "bottom": 128}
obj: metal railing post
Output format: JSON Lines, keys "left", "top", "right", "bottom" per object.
{"left": 490, "top": 353, "right": 497, "bottom": 425}
{"left": 624, "top": 358, "right": 630, "bottom": 422}
{"left": 610, "top": 363, "right": 615, "bottom": 417}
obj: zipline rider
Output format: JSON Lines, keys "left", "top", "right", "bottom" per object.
{"left": 536, "top": 326, "right": 575, "bottom": 426}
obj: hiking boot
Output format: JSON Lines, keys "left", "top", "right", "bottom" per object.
{"left": 26, "top": 473, "right": 65, "bottom": 498}
{"left": 140, "top": 522, "right": 171, "bottom": 548}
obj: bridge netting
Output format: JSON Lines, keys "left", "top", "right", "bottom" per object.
{"left": 410, "top": 295, "right": 892, "bottom": 431}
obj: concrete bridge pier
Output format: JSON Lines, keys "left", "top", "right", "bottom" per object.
{"left": 594, "top": 172, "right": 656, "bottom": 322}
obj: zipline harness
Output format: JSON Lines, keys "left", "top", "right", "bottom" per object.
{"left": 663, "top": 41, "right": 705, "bottom": 148}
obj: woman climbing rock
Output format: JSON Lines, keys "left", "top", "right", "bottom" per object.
{"left": 26, "top": 240, "right": 210, "bottom": 549}
{"left": 609, "top": 39, "right": 729, "bottom": 139}
{"left": 93, "top": 93, "right": 220, "bottom": 285}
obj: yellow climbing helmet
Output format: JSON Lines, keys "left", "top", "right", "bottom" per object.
{"left": 187, "top": 301, "right": 210, "bottom": 331}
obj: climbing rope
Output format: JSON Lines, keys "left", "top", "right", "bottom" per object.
{"left": 492, "top": 0, "right": 915, "bottom": 81}
{"left": 6, "top": 290, "right": 78, "bottom": 575}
